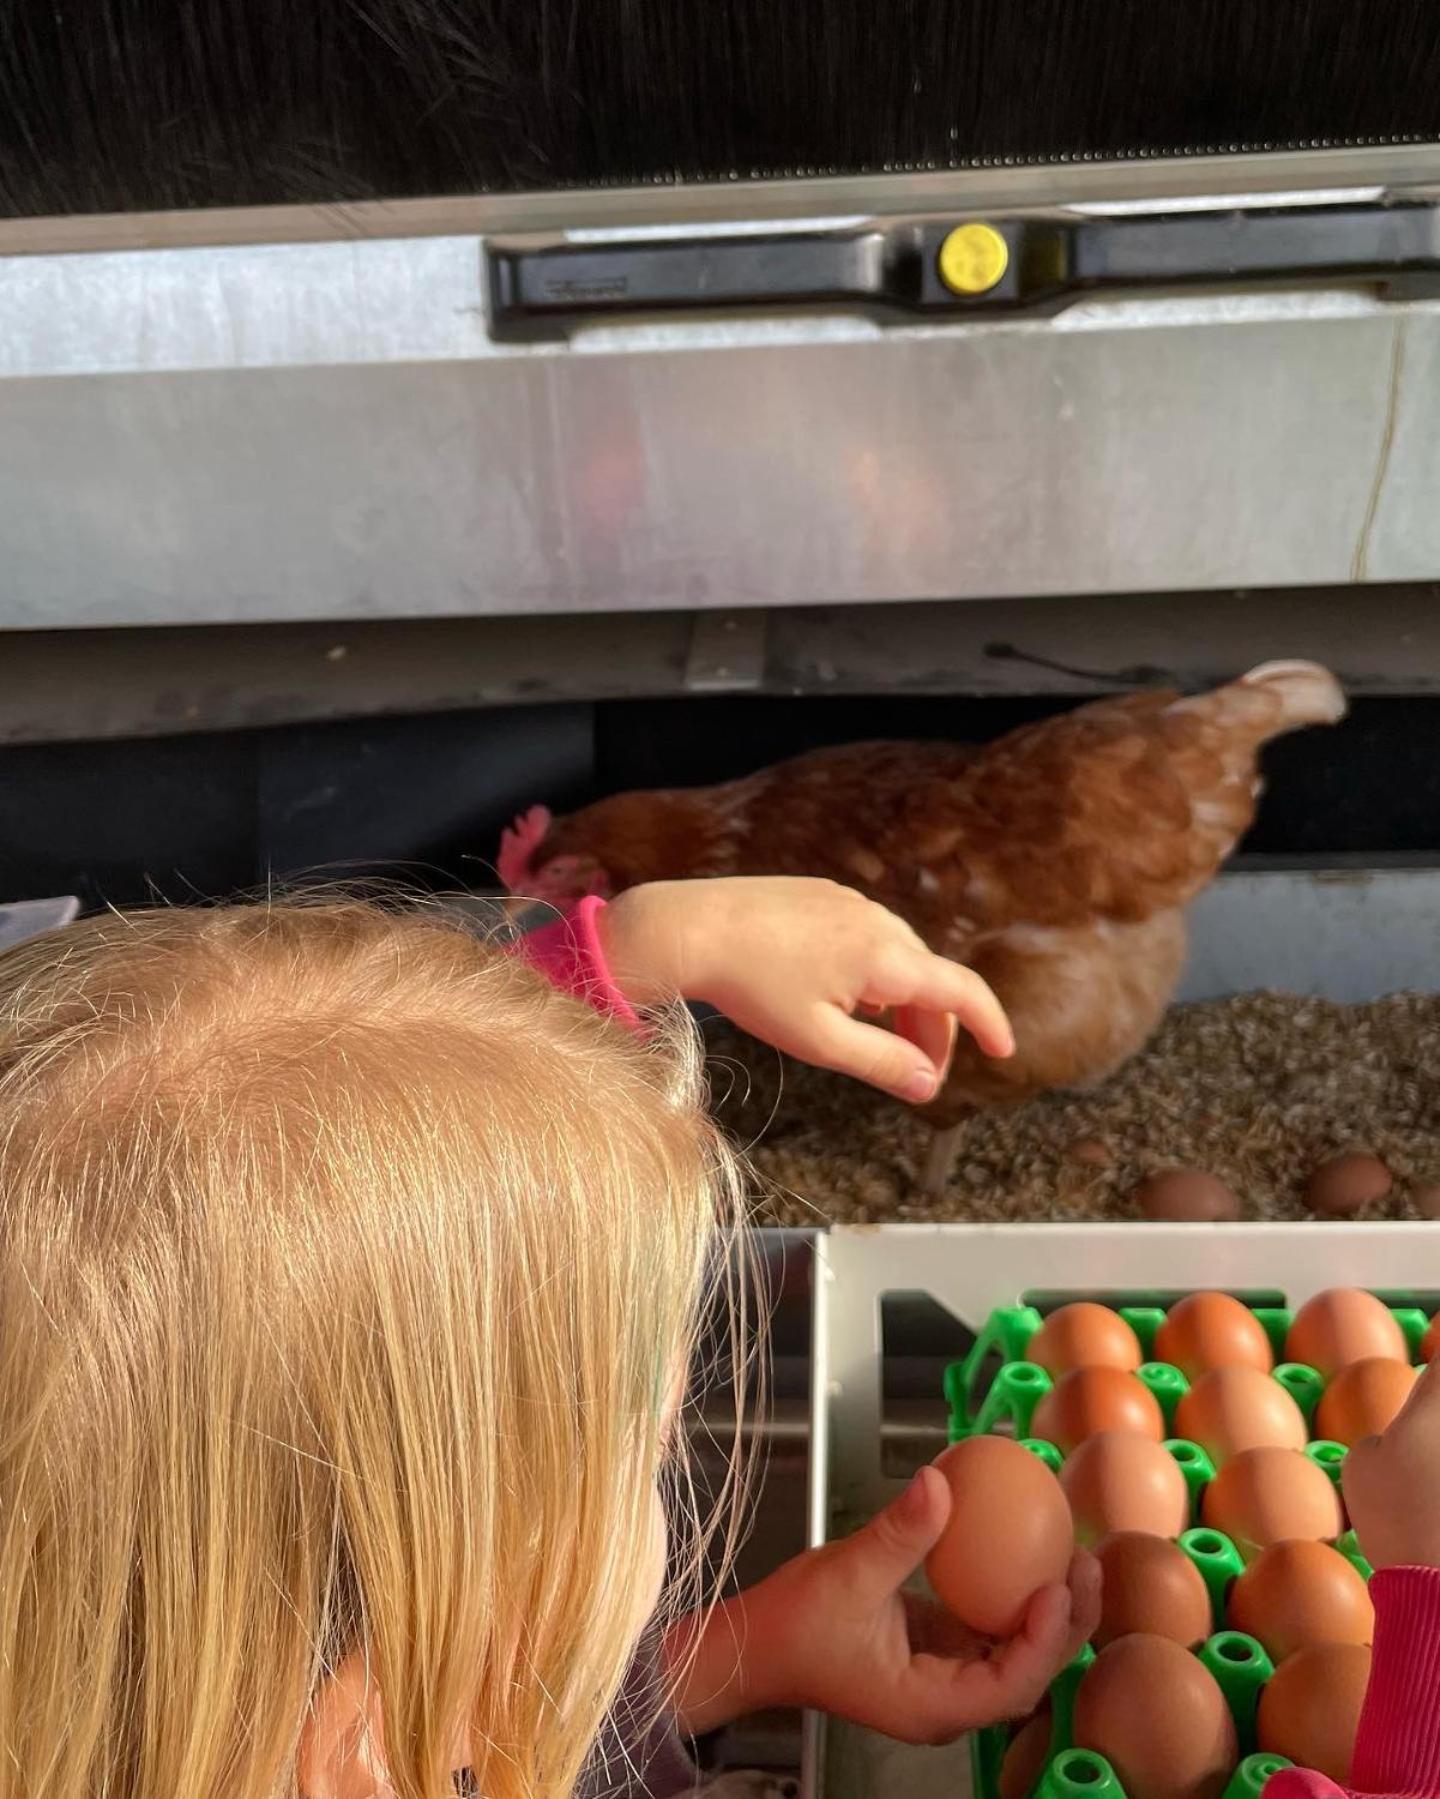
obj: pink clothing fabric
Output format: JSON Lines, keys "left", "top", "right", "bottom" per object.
{"left": 517, "top": 895, "right": 640, "bottom": 1028}
{"left": 1265, "top": 1568, "right": 1440, "bottom": 1799}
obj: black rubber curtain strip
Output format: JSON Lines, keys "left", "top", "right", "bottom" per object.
{"left": 2, "top": 0, "right": 1440, "bottom": 217}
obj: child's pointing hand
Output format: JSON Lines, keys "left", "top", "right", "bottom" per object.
{"left": 598, "top": 877, "right": 1014, "bottom": 1103}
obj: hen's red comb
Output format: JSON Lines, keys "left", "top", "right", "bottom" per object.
{"left": 497, "top": 805, "right": 553, "bottom": 893}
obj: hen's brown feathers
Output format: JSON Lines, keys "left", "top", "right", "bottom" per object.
{"left": 519, "top": 664, "right": 1344, "bottom": 1133}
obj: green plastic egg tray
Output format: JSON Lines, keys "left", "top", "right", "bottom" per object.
{"left": 945, "top": 1297, "right": 1429, "bottom": 1443}
{"left": 948, "top": 1291, "right": 1429, "bottom": 1799}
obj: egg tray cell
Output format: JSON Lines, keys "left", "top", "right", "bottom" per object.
{"left": 943, "top": 1294, "right": 1425, "bottom": 1799}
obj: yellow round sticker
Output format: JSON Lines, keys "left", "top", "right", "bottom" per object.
{"left": 937, "top": 222, "right": 1009, "bottom": 296}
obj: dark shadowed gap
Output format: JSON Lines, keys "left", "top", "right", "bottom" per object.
{"left": 1, "top": 694, "right": 1437, "bottom": 910}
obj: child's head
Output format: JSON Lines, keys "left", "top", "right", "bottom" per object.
{"left": 0, "top": 899, "right": 742, "bottom": 1797}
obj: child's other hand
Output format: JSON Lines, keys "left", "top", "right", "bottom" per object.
{"left": 698, "top": 1467, "right": 1099, "bottom": 1745}
{"left": 598, "top": 878, "right": 1013, "bottom": 1104}
{"left": 1344, "top": 1352, "right": 1440, "bottom": 1569}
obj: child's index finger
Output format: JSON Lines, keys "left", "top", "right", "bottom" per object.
{"left": 914, "top": 958, "right": 1015, "bottom": 1060}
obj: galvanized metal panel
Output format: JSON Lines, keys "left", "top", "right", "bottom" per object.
{"left": 4, "top": 153, "right": 1440, "bottom": 631}
{"left": 1183, "top": 864, "right": 1440, "bottom": 1001}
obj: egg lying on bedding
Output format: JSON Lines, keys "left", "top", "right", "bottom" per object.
{"left": 1074, "top": 1634, "right": 1238, "bottom": 1799}
{"left": 1032, "top": 1366, "right": 1165, "bottom": 1452}
{"left": 925, "top": 1436, "right": 1073, "bottom": 1636}
{"left": 1173, "top": 1365, "right": 1308, "bottom": 1465}
{"left": 1155, "top": 1293, "right": 1275, "bottom": 1380}
{"left": 1285, "top": 1289, "right": 1408, "bottom": 1376}
{"left": 1061, "top": 1432, "right": 1191, "bottom": 1545}
{"left": 1201, "top": 1446, "right": 1344, "bottom": 1560}
{"left": 1315, "top": 1355, "right": 1418, "bottom": 1446}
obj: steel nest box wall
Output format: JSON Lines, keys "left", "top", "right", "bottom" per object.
{"left": 2, "top": 144, "right": 1440, "bottom": 635}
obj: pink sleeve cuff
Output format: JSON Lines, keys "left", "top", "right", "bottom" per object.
{"left": 514, "top": 896, "right": 640, "bottom": 1029}
{"left": 1348, "top": 1566, "right": 1440, "bottom": 1795}
{"left": 1266, "top": 1772, "right": 1347, "bottom": 1799}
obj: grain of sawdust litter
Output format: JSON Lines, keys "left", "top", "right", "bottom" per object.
{"left": 702, "top": 992, "right": 1440, "bottom": 1226}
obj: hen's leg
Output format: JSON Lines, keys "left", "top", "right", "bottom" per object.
{"left": 922, "top": 1122, "right": 965, "bottom": 1198}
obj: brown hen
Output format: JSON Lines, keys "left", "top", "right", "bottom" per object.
{"left": 499, "top": 663, "right": 1346, "bottom": 1193}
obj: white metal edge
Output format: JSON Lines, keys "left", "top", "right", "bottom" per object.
{"left": 800, "top": 1231, "right": 833, "bottom": 1799}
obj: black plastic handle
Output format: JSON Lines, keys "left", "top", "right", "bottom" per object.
{"left": 483, "top": 199, "right": 1440, "bottom": 339}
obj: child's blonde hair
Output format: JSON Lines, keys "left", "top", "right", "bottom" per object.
{"left": 0, "top": 899, "right": 745, "bottom": 1798}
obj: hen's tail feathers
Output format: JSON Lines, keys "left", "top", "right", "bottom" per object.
{"left": 1237, "top": 660, "right": 1348, "bottom": 728}
{"left": 1169, "top": 660, "right": 1347, "bottom": 744}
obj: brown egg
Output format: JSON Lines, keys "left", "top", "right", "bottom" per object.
{"left": 925, "top": 1437, "right": 1074, "bottom": 1636}
{"left": 1413, "top": 1186, "right": 1440, "bottom": 1222}
{"left": 1000, "top": 1710, "right": 1053, "bottom": 1799}
{"left": 1174, "top": 1367, "right": 1308, "bottom": 1465}
{"left": 1094, "top": 1534, "right": 1213, "bottom": 1649}
{"left": 1285, "top": 1289, "right": 1408, "bottom": 1376}
{"left": 1258, "top": 1643, "right": 1371, "bottom": 1780}
{"left": 1316, "top": 1356, "right": 1418, "bottom": 1447}
{"left": 1134, "top": 1169, "right": 1241, "bottom": 1223}
{"left": 1305, "top": 1153, "right": 1393, "bottom": 1218}
{"left": 1029, "top": 1304, "right": 1144, "bottom": 1377}
{"left": 1032, "top": 1367, "right": 1165, "bottom": 1453}
{"left": 1074, "top": 1634, "right": 1238, "bottom": 1799}
{"left": 1156, "top": 1293, "right": 1275, "bottom": 1379}
{"left": 1424, "top": 1314, "right": 1440, "bottom": 1363}
{"left": 1068, "top": 1136, "right": 1114, "bottom": 1169}
{"left": 1201, "top": 1446, "right": 1345, "bottom": 1560}
{"left": 1227, "top": 1540, "right": 1374, "bottom": 1661}
{"left": 1061, "top": 1432, "right": 1192, "bottom": 1546}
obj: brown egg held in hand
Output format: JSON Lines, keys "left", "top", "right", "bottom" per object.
{"left": 1174, "top": 1366, "right": 1307, "bottom": 1465}
{"left": 1316, "top": 1356, "right": 1419, "bottom": 1447}
{"left": 925, "top": 1437, "right": 1074, "bottom": 1637}
{"left": 1259, "top": 1643, "right": 1371, "bottom": 1781}
{"left": 1156, "top": 1293, "right": 1274, "bottom": 1379}
{"left": 1285, "top": 1289, "right": 1408, "bottom": 1377}
{"left": 1032, "top": 1367, "right": 1165, "bottom": 1453}
{"left": 1228, "top": 1540, "right": 1374, "bottom": 1661}
{"left": 1305, "top": 1153, "right": 1393, "bottom": 1218}
{"left": 1134, "top": 1169, "right": 1241, "bottom": 1223}
{"left": 1075, "top": 1634, "right": 1238, "bottom": 1799}
{"left": 1000, "top": 1710, "right": 1054, "bottom": 1799}
{"left": 1062, "top": 1433, "right": 1191, "bottom": 1546}
{"left": 1094, "top": 1534, "right": 1213, "bottom": 1649}
{"left": 1202, "top": 1447, "right": 1344, "bottom": 1560}
{"left": 1028, "top": 1303, "right": 1143, "bottom": 1377}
